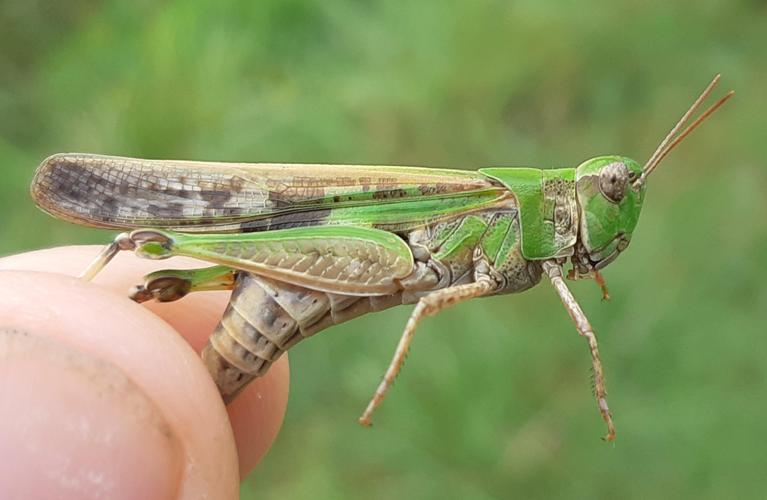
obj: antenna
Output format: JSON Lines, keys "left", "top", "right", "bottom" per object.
{"left": 635, "top": 75, "right": 734, "bottom": 187}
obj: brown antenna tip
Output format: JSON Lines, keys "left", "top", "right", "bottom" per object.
{"left": 636, "top": 75, "right": 733, "bottom": 187}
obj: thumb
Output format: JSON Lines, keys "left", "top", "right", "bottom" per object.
{"left": 0, "top": 270, "right": 240, "bottom": 499}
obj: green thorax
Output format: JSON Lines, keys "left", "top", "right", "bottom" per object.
{"left": 479, "top": 167, "right": 578, "bottom": 260}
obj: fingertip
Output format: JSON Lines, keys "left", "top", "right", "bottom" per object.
{"left": 1, "top": 248, "right": 292, "bottom": 483}
{"left": 0, "top": 270, "right": 240, "bottom": 499}
{"left": 0, "top": 328, "right": 184, "bottom": 500}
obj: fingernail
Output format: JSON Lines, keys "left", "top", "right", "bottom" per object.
{"left": 0, "top": 329, "right": 184, "bottom": 500}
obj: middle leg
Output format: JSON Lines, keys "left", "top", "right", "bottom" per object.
{"left": 358, "top": 274, "right": 497, "bottom": 426}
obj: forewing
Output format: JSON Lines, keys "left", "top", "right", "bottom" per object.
{"left": 31, "top": 153, "right": 504, "bottom": 232}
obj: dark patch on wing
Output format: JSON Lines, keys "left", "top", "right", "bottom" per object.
{"left": 239, "top": 209, "right": 332, "bottom": 232}
{"left": 229, "top": 175, "right": 246, "bottom": 193}
{"left": 199, "top": 189, "right": 233, "bottom": 204}
{"left": 41, "top": 158, "right": 93, "bottom": 208}
{"left": 155, "top": 201, "right": 190, "bottom": 218}
{"left": 418, "top": 183, "right": 458, "bottom": 195}
{"left": 101, "top": 195, "right": 120, "bottom": 214}
{"left": 372, "top": 189, "right": 409, "bottom": 200}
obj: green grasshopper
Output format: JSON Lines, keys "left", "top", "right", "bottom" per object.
{"left": 30, "top": 75, "right": 732, "bottom": 441}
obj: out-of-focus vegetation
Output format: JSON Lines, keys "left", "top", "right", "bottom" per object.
{"left": 1, "top": 1, "right": 765, "bottom": 498}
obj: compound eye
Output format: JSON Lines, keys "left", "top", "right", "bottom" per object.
{"left": 599, "top": 162, "right": 629, "bottom": 203}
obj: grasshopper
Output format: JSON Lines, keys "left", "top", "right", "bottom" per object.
{"left": 30, "top": 75, "right": 732, "bottom": 441}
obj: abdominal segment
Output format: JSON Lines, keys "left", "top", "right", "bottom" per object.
{"left": 203, "top": 272, "right": 406, "bottom": 401}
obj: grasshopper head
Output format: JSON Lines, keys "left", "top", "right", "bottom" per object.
{"left": 574, "top": 156, "right": 645, "bottom": 271}
{"left": 572, "top": 75, "right": 733, "bottom": 275}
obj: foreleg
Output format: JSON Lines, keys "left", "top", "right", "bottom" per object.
{"left": 543, "top": 260, "right": 616, "bottom": 441}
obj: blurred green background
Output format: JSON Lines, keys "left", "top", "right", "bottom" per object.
{"left": 1, "top": 1, "right": 765, "bottom": 498}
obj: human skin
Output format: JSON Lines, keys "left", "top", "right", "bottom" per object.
{"left": 0, "top": 246, "right": 289, "bottom": 500}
